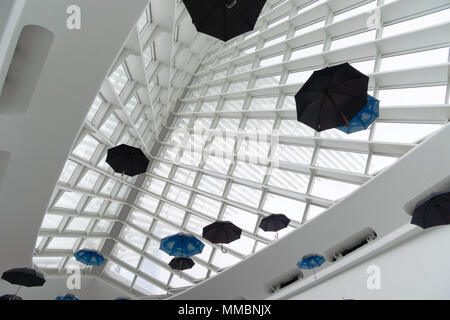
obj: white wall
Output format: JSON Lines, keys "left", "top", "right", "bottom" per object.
{"left": 286, "top": 226, "right": 450, "bottom": 300}
{"left": 0, "top": 0, "right": 148, "bottom": 272}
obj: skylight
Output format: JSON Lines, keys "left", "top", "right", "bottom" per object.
{"left": 34, "top": 0, "right": 450, "bottom": 298}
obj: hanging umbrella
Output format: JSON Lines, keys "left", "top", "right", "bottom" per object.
{"left": 56, "top": 293, "right": 79, "bottom": 300}
{"left": 160, "top": 233, "right": 205, "bottom": 258}
{"left": 74, "top": 249, "right": 105, "bottom": 266}
{"left": 295, "top": 63, "right": 369, "bottom": 132}
{"left": 0, "top": 294, "right": 23, "bottom": 300}
{"left": 183, "top": 0, "right": 267, "bottom": 42}
{"left": 2, "top": 267, "right": 46, "bottom": 296}
{"left": 115, "top": 297, "right": 131, "bottom": 300}
{"left": 169, "top": 257, "right": 195, "bottom": 271}
{"left": 337, "top": 94, "right": 379, "bottom": 134}
{"left": 259, "top": 214, "right": 290, "bottom": 238}
{"left": 411, "top": 192, "right": 450, "bottom": 229}
{"left": 203, "top": 221, "right": 242, "bottom": 253}
{"left": 106, "top": 144, "right": 149, "bottom": 177}
{"left": 296, "top": 254, "right": 326, "bottom": 279}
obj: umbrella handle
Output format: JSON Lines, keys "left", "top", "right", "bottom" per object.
{"left": 274, "top": 232, "right": 279, "bottom": 239}
{"left": 339, "top": 111, "right": 350, "bottom": 128}
{"left": 15, "top": 286, "right": 21, "bottom": 296}
{"left": 221, "top": 245, "right": 227, "bottom": 254}
{"left": 312, "top": 268, "right": 317, "bottom": 279}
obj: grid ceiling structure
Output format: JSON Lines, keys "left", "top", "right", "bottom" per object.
{"left": 33, "top": 0, "right": 450, "bottom": 298}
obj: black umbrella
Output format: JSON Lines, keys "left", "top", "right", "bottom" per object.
{"left": 183, "top": 0, "right": 267, "bottom": 42}
{"left": 259, "top": 213, "right": 290, "bottom": 238}
{"left": 169, "top": 257, "right": 195, "bottom": 271}
{"left": 203, "top": 221, "right": 242, "bottom": 253}
{"left": 295, "top": 62, "right": 369, "bottom": 132}
{"left": 0, "top": 294, "right": 23, "bottom": 300}
{"left": 2, "top": 267, "right": 46, "bottom": 296}
{"left": 411, "top": 192, "right": 450, "bottom": 229}
{"left": 106, "top": 144, "right": 149, "bottom": 177}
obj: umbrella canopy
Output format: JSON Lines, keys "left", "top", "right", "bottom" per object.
{"left": 183, "top": 0, "right": 267, "bottom": 42}
{"left": 295, "top": 63, "right": 369, "bottom": 132}
{"left": 337, "top": 94, "right": 379, "bottom": 134}
{"left": 202, "top": 221, "right": 242, "bottom": 244}
{"left": 297, "top": 254, "right": 326, "bottom": 270}
{"left": 297, "top": 254, "right": 326, "bottom": 279}
{"left": 115, "top": 297, "right": 131, "bottom": 300}
{"left": 259, "top": 214, "right": 290, "bottom": 233}
{"left": 74, "top": 249, "right": 105, "bottom": 266}
{"left": 1, "top": 267, "right": 46, "bottom": 287}
{"left": 411, "top": 192, "right": 450, "bottom": 229}
{"left": 56, "top": 293, "right": 79, "bottom": 300}
{"left": 0, "top": 294, "right": 23, "bottom": 300}
{"left": 160, "top": 233, "right": 205, "bottom": 258}
{"left": 106, "top": 144, "right": 149, "bottom": 177}
{"left": 169, "top": 257, "right": 195, "bottom": 271}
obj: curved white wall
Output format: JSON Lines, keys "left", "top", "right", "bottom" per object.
{"left": 282, "top": 226, "right": 450, "bottom": 300}
{"left": 0, "top": 0, "right": 148, "bottom": 274}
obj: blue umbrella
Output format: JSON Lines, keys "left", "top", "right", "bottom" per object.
{"left": 56, "top": 293, "right": 79, "bottom": 300}
{"left": 297, "top": 254, "right": 326, "bottom": 279}
{"left": 160, "top": 233, "right": 205, "bottom": 258}
{"left": 115, "top": 297, "right": 131, "bottom": 300}
{"left": 74, "top": 249, "right": 105, "bottom": 266}
{"left": 337, "top": 94, "right": 379, "bottom": 134}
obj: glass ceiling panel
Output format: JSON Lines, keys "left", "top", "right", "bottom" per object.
{"left": 233, "top": 162, "right": 267, "bottom": 183}
{"left": 87, "top": 96, "right": 103, "bottom": 122}
{"left": 36, "top": 0, "right": 450, "bottom": 297}
{"left": 173, "top": 167, "right": 196, "bottom": 186}
{"left": 66, "top": 217, "right": 91, "bottom": 232}
{"left": 72, "top": 134, "right": 99, "bottom": 161}
{"left": 47, "top": 237, "right": 78, "bottom": 250}
{"left": 83, "top": 197, "right": 104, "bottom": 213}
{"left": 227, "top": 183, "right": 262, "bottom": 208}
{"left": 197, "top": 174, "right": 226, "bottom": 196}
{"left": 311, "top": 177, "right": 359, "bottom": 201}
{"left": 316, "top": 149, "right": 367, "bottom": 173}
{"left": 263, "top": 193, "right": 305, "bottom": 222}
{"left": 129, "top": 209, "right": 154, "bottom": 232}
{"left": 134, "top": 277, "right": 167, "bottom": 296}
{"left": 267, "top": 168, "right": 309, "bottom": 193}
{"left": 109, "top": 64, "right": 129, "bottom": 95}
{"left": 146, "top": 238, "right": 172, "bottom": 263}
{"left": 77, "top": 170, "right": 100, "bottom": 190}
{"left": 41, "top": 214, "right": 63, "bottom": 230}
{"left": 114, "top": 244, "right": 141, "bottom": 268}
{"left": 159, "top": 203, "right": 186, "bottom": 226}
{"left": 54, "top": 192, "right": 83, "bottom": 210}
{"left": 59, "top": 160, "right": 77, "bottom": 184}
{"left": 222, "top": 205, "right": 258, "bottom": 233}
{"left": 186, "top": 214, "right": 211, "bottom": 236}
{"left": 105, "top": 262, "right": 135, "bottom": 286}
{"left": 92, "top": 220, "right": 112, "bottom": 234}
{"left": 192, "top": 194, "right": 222, "bottom": 219}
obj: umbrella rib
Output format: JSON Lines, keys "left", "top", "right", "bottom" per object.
{"left": 197, "top": 0, "right": 223, "bottom": 30}
{"left": 432, "top": 198, "right": 450, "bottom": 222}
{"left": 223, "top": 1, "right": 227, "bottom": 41}
{"left": 328, "top": 89, "right": 368, "bottom": 103}
{"left": 324, "top": 91, "right": 350, "bottom": 127}
{"left": 326, "top": 70, "right": 350, "bottom": 127}
{"left": 233, "top": 6, "right": 254, "bottom": 30}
